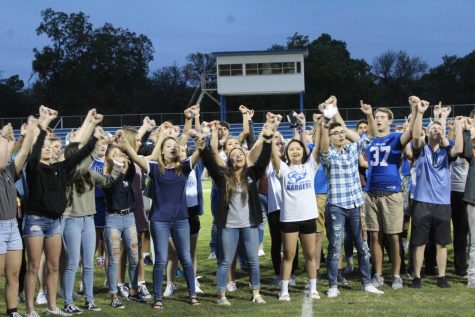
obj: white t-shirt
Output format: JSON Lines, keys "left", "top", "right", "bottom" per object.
{"left": 185, "top": 169, "right": 199, "bottom": 207}
{"left": 266, "top": 164, "right": 283, "bottom": 214}
{"left": 277, "top": 157, "right": 319, "bottom": 222}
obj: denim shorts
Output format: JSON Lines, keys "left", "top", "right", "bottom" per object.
{"left": 0, "top": 219, "right": 23, "bottom": 254}
{"left": 22, "top": 214, "right": 61, "bottom": 238}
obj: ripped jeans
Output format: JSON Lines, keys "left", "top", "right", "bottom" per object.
{"left": 326, "top": 204, "right": 371, "bottom": 287}
{"left": 104, "top": 213, "right": 139, "bottom": 294}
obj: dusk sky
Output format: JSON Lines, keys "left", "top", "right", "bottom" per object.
{"left": 1, "top": 0, "right": 474, "bottom": 85}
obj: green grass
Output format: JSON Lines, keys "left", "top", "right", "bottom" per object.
{"left": 2, "top": 179, "right": 475, "bottom": 316}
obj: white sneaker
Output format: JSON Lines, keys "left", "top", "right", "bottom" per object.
{"left": 226, "top": 281, "right": 237, "bottom": 292}
{"left": 195, "top": 279, "right": 203, "bottom": 294}
{"left": 36, "top": 290, "right": 47, "bottom": 305}
{"left": 289, "top": 275, "right": 296, "bottom": 287}
{"left": 138, "top": 283, "right": 152, "bottom": 299}
{"left": 327, "top": 286, "right": 340, "bottom": 298}
{"left": 258, "top": 249, "right": 266, "bottom": 257}
{"left": 309, "top": 291, "right": 321, "bottom": 300}
{"left": 26, "top": 312, "right": 41, "bottom": 317}
{"left": 278, "top": 291, "right": 290, "bottom": 301}
{"left": 45, "top": 307, "right": 72, "bottom": 316}
{"left": 163, "top": 283, "right": 176, "bottom": 297}
{"left": 217, "top": 296, "right": 231, "bottom": 305}
{"left": 364, "top": 284, "right": 384, "bottom": 295}
{"left": 208, "top": 252, "right": 216, "bottom": 260}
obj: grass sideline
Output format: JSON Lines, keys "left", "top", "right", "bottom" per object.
{"left": 1, "top": 179, "right": 474, "bottom": 316}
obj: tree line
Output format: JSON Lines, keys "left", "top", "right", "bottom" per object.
{"left": 1, "top": 8, "right": 474, "bottom": 120}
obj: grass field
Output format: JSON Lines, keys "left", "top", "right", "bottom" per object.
{"left": 1, "top": 179, "right": 474, "bottom": 316}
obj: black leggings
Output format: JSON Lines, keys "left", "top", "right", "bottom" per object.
{"left": 267, "top": 210, "right": 299, "bottom": 276}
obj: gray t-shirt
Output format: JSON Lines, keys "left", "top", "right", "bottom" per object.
{"left": 0, "top": 162, "right": 18, "bottom": 220}
{"left": 450, "top": 157, "right": 468, "bottom": 192}
{"left": 226, "top": 184, "right": 251, "bottom": 228}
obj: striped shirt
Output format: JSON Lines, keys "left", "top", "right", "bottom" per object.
{"left": 320, "top": 138, "right": 370, "bottom": 209}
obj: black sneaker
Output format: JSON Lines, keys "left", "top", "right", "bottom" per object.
{"left": 64, "top": 304, "right": 83, "bottom": 314}
{"left": 110, "top": 298, "right": 124, "bottom": 309}
{"left": 144, "top": 255, "right": 153, "bottom": 266}
{"left": 410, "top": 277, "right": 421, "bottom": 288}
{"left": 337, "top": 271, "right": 349, "bottom": 286}
{"left": 128, "top": 292, "right": 147, "bottom": 304}
{"left": 436, "top": 276, "right": 451, "bottom": 288}
{"left": 85, "top": 300, "right": 102, "bottom": 312}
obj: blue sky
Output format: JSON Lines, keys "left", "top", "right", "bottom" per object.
{"left": 1, "top": 0, "right": 474, "bottom": 85}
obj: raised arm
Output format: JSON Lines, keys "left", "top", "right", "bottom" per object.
{"left": 179, "top": 105, "right": 198, "bottom": 146}
{"left": 0, "top": 123, "right": 13, "bottom": 170}
{"left": 320, "top": 121, "right": 330, "bottom": 154}
{"left": 411, "top": 96, "right": 428, "bottom": 151}
{"left": 461, "top": 118, "right": 473, "bottom": 162}
{"left": 450, "top": 116, "right": 465, "bottom": 158}
{"left": 360, "top": 100, "right": 375, "bottom": 139}
{"left": 72, "top": 109, "right": 98, "bottom": 146}
{"left": 14, "top": 117, "right": 39, "bottom": 176}
{"left": 189, "top": 134, "right": 207, "bottom": 168}
{"left": 137, "top": 116, "right": 157, "bottom": 140}
{"left": 238, "top": 105, "right": 251, "bottom": 144}
{"left": 311, "top": 114, "right": 323, "bottom": 163}
{"left": 209, "top": 121, "right": 226, "bottom": 167}
{"left": 400, "top": 98, "right": 418, "bottom": 146}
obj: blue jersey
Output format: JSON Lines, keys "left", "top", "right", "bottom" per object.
{"left": 91, "top": 158, "right": 105, "bottom": 198}
{"left": 365, "top": 133, "right": 403, "bottom": 192}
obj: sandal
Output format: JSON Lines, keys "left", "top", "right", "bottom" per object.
{"left": 252, "top": 294, "right": 266, "bottom": 304}
{"left": 152, "top": 300, "right": 163, "bottom": 310}
{"left": 190, "top": 297, "right": 201, "bottom": 306}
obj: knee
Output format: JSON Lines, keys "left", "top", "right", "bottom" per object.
{"left": 47, "top": 262, "right": 60, "bottom": 273}
{"left": 283, "top": 250, "right": 295, "bottom": 261}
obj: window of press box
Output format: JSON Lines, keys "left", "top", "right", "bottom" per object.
{"left": 218, "top": 64, "right": 243, "bottom": 76}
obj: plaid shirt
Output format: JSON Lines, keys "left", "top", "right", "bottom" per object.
{"left": 320, "top": 138, "right": 370, "bottom": 209}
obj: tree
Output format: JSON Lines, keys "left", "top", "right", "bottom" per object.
{"left": 0, "top": 75, "right": 36, "bottom": 117}
{"left": 372, "top": 50, "right": 428, "bottom": 106}
{"left": 32, "top": 8, "right": 154, "bottom": 114}
{"left": 182, "top": 52, "right": 216, "bottom": 87}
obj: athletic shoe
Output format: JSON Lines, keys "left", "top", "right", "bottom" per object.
{"left": 138, "top": 283, "right": 152, "bottom": 299}
{"left": 410, "top": 277, "right": 421, "bottom": 288}
{"left": 195, "top": 279, "right": 203, "bottom": 294}
{"left": 63, "top": 304, "right": 82, "bottom": 314}
{"left": 343, "top": 264, "right": 354, "bottom": 275}
{"left": 309, "top": 291, "right": 321, "bottom": 300}
{"left": 118, "top": 285, "right": 129, "bottom": 298}
{"left": 143, "top": 255, "right": 153, "bottom": 266}
{"left": 95, "top": 256, "right": 104, "bottom": 268}
{"left": 391, "top": 276, "right": 404, "bottom": 289}
{"left": 18, "top": 293, "right": 25, "bottom": 303}
{"left": 371, "top": 273, "right": 384, "bottom": 287}
{"left": 226, "top": 281, "right": 237, "bottom": 292}
{"left": 272, "top": 276, "right": 281, "bottom": 287}
{"left": 8, "top": 312, "right": 23, "bottom": 317}
{"left": 207, "top": 252, "right": 216, "bottom": 260}
{"left": 363, "top": 284, "right": 384, "bottom": 294}
{"left": 110, "top": 298, "right": 124, "bottom": 309}
{"left": 289, "top": 275, "right": 296, "bottom": 287}
{"left": 26, "top": 312, "right": 41, "bottom": 317}
{"left": 327, "top": 286, "right": 340, "bottom": 298}
{"left": 163, "top": 283, "right": 176, "bottom": 297}
{"left": 85, "top": 300, "right": 102, "bottom": 312}
{"left": 467, "top": 278, "right": 475, "bottom": 288}
{"left": 217, "top": 297, "right": 231, "bottom": 305}
{"left": 36, "top": 290, "right": 47, "bottom": 305}
{"left": 258, "top": 249, "right": 266, "bottom": 257}
{"left": 337, "top": 272, "right": 349, "bottom": 286}
{"left": 128, "top": 292, "right": 147, "bottom": 303}
{"left": 278, "top": 292, "right": 290, "bottom": 301}
{"left": 436, "top": 276, "right": 451, "bottom": 288}
{"left": 45, "top": 307, "right": 72, "bottom": 316}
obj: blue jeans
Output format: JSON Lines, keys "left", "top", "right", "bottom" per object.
{"left": 104, "top": 213, "right": 139, "bottom": 294}
{"left": 62, "top": 216, "right": 95, "bottom": 305}
{"left": 150, "top": 219, "right": 196, "bottom": 301}
{"left": 326, "top": 204, "right": 371, "bottom": 286}
{"left": 209, "top": 187, "right": 218, "bottom": 253}
{"left": 217, "top": 227, "right": 260, "bottom": 292}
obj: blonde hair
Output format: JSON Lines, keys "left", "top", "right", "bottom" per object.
{"left": 122, "top": 127, "right": 139, "bottom": 151}
{"left": 224, "top": 147, "right": 248, "bottom": 205}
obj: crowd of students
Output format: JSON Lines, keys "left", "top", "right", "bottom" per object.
{"left": 0, "top": 97, "right": 474, "bottom": 316}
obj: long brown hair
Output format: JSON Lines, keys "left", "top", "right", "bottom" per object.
{"left": 64, "top": 142, "right": 94, "bottom": 205}
{"left": 104, "top": 144, "right": 120, "bottom": 175}
{"left": 223, "top": 147, "right": 248, "bottom": 205}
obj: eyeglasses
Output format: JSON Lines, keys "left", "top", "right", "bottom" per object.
{"left": 329, "top": 130, "right": 346, "bottom": 136}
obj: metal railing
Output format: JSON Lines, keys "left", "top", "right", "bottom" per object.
{"left": 1, "top": 104, "right": 474, "bottom": 129}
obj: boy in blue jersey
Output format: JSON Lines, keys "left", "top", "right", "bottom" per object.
{"left": 410, "top": 100, "right": 464, "bottom": 289}
{"left": 364, "top": 98, "right": 417, "bottom": 289}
